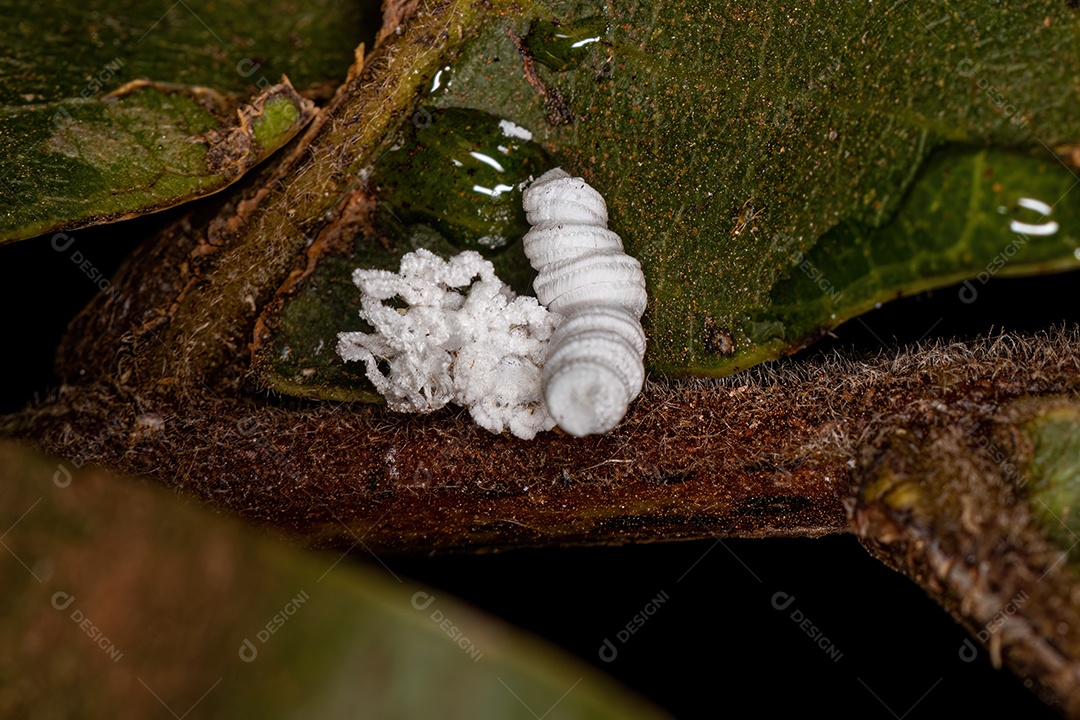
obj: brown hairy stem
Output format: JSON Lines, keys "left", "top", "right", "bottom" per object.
{"left": 9, "top": 329, "right": 1080, "bottom": 555}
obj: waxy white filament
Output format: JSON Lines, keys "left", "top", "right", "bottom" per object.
{"left": 522, "top": 168, "right": 647, "bottom": 436}
{"left": 336, "top": 249, "right": 558, "bottom": 440}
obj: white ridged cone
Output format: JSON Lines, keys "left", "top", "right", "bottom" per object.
{"left": 522, "top": 168, "right": 647, "bottom": 437}
{"left": 523, "top": 169, "right": 609, "bottom": 227}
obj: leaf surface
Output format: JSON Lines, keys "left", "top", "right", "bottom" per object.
{"left": 0, "top": 440, "right": 668, "bottom": 720}
{"left": 254, "top": 0, "right": 1080, "bottom": 398}
{"left": 0, "top": 0, "right": 373, "bottom": 242}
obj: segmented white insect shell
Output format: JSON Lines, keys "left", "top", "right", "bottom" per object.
{"left": 522, "top": 168, "right": 647, "bottom": 437}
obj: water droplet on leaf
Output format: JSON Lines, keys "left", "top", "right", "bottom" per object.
{"left": 372, "top": 107, "right": 550, "bottom": 252}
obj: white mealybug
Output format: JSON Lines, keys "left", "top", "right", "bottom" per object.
{"left": 336, "top": 249, "right": 558, "bottom": 440}
{"left": 522, "top": 168, "right": 647, "bottom": 436}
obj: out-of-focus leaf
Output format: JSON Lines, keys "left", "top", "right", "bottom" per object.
{"left": 1026, "top": 401, "right": 1080, "bottom": 551}
{"left": 0, "top": 439, "right": 669, "bottom": 719}
{"left": 254, "top": 0, "right": 1080, "bottom": 399}
{"left": 0, "top": 0, "right": 374, "bottom": 242}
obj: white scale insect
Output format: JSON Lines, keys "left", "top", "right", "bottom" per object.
{"left": 337, "top": 167, "right": 647, "bottom": 438}
{"left": 522, "top": 168, "right": 648, "bottom": 436}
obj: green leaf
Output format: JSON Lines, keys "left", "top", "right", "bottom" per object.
{"left": 2, "top": 82, "right": 316, "bottom": 242}
{"left": 1025, "top": 401, "right": 1080, "bottom": 552}
{"left": 717, "top": 148, "right": 1080, "bottom": 374}
{"left": 0, "top": 0, "right": 373, "bottom": 242}
{"left": 254, "top": 0, "right": 1080, "bottom": 399}
{"left": 0, "top": 440, "right": 668, "bottom": 719}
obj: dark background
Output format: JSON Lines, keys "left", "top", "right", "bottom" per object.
{"left": 1, "top": 215, "right": 1071, "bottom": 718}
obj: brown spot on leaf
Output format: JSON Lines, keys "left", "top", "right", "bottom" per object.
{"left": 703, "top": 315, "right": 736, "bottom": 356}
{"left": 510, "top": 28, "right": 574, "bottom": 126}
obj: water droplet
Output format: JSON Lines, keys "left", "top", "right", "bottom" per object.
{"left": 430, "top": 65, "right": 452, "bottom": 93}
{"left": 372, "top": 107, "right": 550, "bottom": 251}
{"left": 1017, "top": 197, "right": 1052, "bottom": 215}
{"left": 1009, "top": 196, "right": 1058, "bottom": 236}
{"left": 498, "top": 119, "right": 533, "bottom": 141}
{"left": 1011, "top": 219, "right": 1059, "bottom": 236}
{"left": 530, "top": 16, "right": 609, "bottom": 72}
